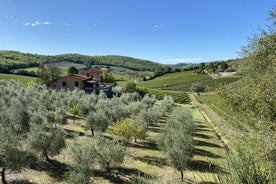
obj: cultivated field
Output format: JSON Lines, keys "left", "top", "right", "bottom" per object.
{"left": 0, "top": 73, "right": 37, "bottom": 85}
{"left": 137, "top": 71, "right": 239, "bottom": 92}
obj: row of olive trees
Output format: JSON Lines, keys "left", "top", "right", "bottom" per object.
{"left": 159, "top": 107, "right": 196, "bottom": 182}
{"left": 0, "top": 82, "right": 68, "bottom": 183}
{"left": 0, "top": 81, "right": 168, "bottom": 183}
{"left": 111, "top": 95, "right": 174, "bottom": 143}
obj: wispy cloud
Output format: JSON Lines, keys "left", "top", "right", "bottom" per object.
{"left": 24, "top": 21, "right": 52, "bottom": 27}
{"left": 153, "top": 24, "right": 165, "bottom": 30}
{"left": 5, "top": 16, "right": 14, "bottom": 19}
{"left": 64, "top": 23, "right": 72, "bottom": 27}
{"left": 161, "top": 58, "right": 202, "bottom": 64}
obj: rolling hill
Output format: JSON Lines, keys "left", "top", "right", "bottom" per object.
{"left": 0, "top": 50, "right": 163, "bottom": 73}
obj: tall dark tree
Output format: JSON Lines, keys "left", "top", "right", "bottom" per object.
{"left": 37, "top": 63, "right": 61, "bottom": 88}
{"left": 67, "top": 66, "right": 79, "bottom": 75}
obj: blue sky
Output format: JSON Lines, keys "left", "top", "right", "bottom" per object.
{"left": 0, "top": 0, "right": 275, "bottom": 64}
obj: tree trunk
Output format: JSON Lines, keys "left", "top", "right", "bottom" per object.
{"left": 73, "top": 115, "right": 75, "bottom": 124}
{"left": 134, "top": 137, "right": 137, "bottom": 143}
{"left": 180, "top": 170, "right": 184, "bottom": 182}
{"left": 1, "top": 167, "right": 7, "bottom": 184}
{"left": 91, "top": 128, "right": 94, "bottom": 137}
{"left": 45, "top": 153, "right": 56, "bottom": 167}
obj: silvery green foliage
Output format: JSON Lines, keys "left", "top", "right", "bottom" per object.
{"left": 128, "top": 101, "right": 144, "bottom": 116}
{"left": 67, "top": 139, "right": 98, "bottom": 184}
{"left": 86, "top": 109, "right": 111, "bottom": 132}
{"left": 135, "top": 105, "right": 164, "bottom": 127}
{"left": 91, "top": 136, "right": 126, "bottom": 172}
{"left": 0, "top": 115, "right": 27, "bottom": 183}
{"left": 112, "top": 86, "right": 124, "bottom": 97}
{"left": 160, "top": 95, "right": 174, "bottom": 110}
{"left": 27, "top": 123, "right": 66, "bottom": 162}
{"left": 141, "top": 94, "right": 156, "bottom": 109}
{"left": 160, "top": 107, "right": 195, "bottom": 182}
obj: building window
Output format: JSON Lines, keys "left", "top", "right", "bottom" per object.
{"left": 62, "top": 81, "right": 66, "bottom": 86}
{"left": 75, "top": 81, "right": 79, "bottom": 87}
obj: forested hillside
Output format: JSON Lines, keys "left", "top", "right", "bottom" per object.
{"left": 0, "top": 51, "right": 163, "bottom": 73}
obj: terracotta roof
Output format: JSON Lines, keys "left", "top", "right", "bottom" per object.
{"left": 72, "top": 74, "right": 90, "bottom": 80}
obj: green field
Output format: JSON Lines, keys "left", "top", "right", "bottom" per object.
{"left": 0, "top": 73, "right": 37, "bottom": 85}
{"left": 23, "top": 67, "right": 39, "bottom": 72}
{"left": 137, "top": 71, "right": 239, "bottom": 92}
{"left": 109, "top": 66, "right": 153, "bottom": 81}
{"left": 146, "top": 88, "right": 191, "bottom": 104}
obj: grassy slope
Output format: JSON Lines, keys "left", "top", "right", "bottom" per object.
{"left": 8, "top": 104, "right": 226, "bottom": 184}
{"left": 137, "top": 71, "right": 239, "bottom": 92}
{"left": 0, "top": 73, "right": 37, "bottom": 85}
{"left": 109, "top": 66, "right": 153, "bottom": 81}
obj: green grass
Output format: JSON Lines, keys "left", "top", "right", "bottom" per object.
{"left": 20, "top": 67, "right": 39, "bottom": 72}
{"left": 0, "top": 73, "right": 37, "bottom": 85}
{"left": 137, "top": 71, "right": 239, "bottom": 92}
{"left": 109, "top": 66, "right": 153, "bottom": 81}
{"left": 146, "top": 88, "right": 191, "bottom": 104}
{"left": 51, "top": 61, "right": 87, "bottom": 71}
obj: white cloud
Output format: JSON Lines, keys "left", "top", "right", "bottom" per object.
{"left": 32, "top": 21, "right": 41, "bottom": 26}
{"left": 24, "top": 21, "right": 51, "bottom": 27}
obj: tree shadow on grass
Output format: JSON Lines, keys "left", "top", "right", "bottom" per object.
{"left": 195, "top": 140, "right": 223, "bottom": 148}
{"left": 196, "top": 123, "right": 209, "bottom": 129}
{"left": 26, "top": 154, "right": 69, "bottom": 181}
{"left": 10, "top": 180, "right": 36, "bottom": 184}
{"left": 193, "top": 132, "right": 213, "bottom": 139}
{"left": 94, "top": 167, "right": 152, "bottom": 184}
{"left": 195, "top": 148, "right": 222, "bottom": 159}
{"left": 197, "top": 182, "right": 217, "bottom": 184}
{"left": 196, "top": 127, "right": 213, "bottom": 132}
{"left": 189, "top": 160, "right": 225, "bottom": 173}
{"left": 148, "top": 126, "right": 162, "bottom": 133}
{"left": 127, "top": 141, "right": 160, "bottom": 151}
{"left": 135, "top": 155, "right": 168, "bottom": 167}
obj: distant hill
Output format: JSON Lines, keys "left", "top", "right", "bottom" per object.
{"left": 173, "top": 63, "right": 193, "bottom": 67}
{"left": 0, "top": 50, "right": 163, "bottom": 73}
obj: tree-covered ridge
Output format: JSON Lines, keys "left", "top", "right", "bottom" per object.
{"left": 0, "top": 50, "right": 163, "bottom": 73}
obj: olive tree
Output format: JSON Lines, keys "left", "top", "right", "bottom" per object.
{"left": 92, "top": 136, "right": 126, "bottom": 172}
{"left": 86, "top": 109, "right": 111, "bottom": 137}
{"left": 67, "top": 139, "right": 98, "bottom": 184}
{"left": 27, "top": 124, "right": 66, "bottom": 166}
{"left": 160, "top": 108, "right": 195, "bottom": 182}
{"left": 0, "top": 121, "right": 26, "bottom": 184}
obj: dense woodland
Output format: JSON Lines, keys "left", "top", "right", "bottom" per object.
{"left": 0, "top": 51, "right": 163, "bottom": 73}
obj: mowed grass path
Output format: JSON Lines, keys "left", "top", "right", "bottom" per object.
{"left": 8, "top": 104, "right": 226, "bottom": 183}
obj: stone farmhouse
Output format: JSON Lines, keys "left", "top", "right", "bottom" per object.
{"left": 56, "top": 67, "right": 115, "bottom": 97}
